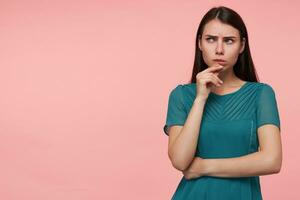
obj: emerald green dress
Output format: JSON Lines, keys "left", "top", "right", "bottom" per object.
{"left": 163, "top": 81, "right": 281, "bottom": 200}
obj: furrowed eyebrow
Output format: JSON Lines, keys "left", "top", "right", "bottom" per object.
{"left": 204, "top": 34, "right": 237, "bottom": 39}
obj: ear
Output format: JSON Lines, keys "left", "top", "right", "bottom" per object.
{"left": 198, "top": 39, "right": 202, "bottom": 51}
{"left": 239, "top": 38, "right": 245, "bottom": 54}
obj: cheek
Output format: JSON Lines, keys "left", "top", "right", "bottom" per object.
{"left": 201, "top": 44, "right": 214, "bottom": 59}
{"left": 226, "top": 47, "right": 241, "bottom": 61}
{"left": 201, "top": 50, "right": 213, "bottom": 65}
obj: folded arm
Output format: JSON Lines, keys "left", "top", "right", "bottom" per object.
{"left": 184, "top": 124, "right": 282, "bottom": 178}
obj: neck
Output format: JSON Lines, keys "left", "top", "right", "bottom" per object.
{"left": 217, "top": 68, "right": 242, "bottom": 87}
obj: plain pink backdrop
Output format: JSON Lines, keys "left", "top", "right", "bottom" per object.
{"left": 0, "top": 0, "right": 299, "bottom": 199}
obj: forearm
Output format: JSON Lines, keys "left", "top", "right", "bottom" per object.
{"left": 202, "top": 151, "right": 280, "bottom": 178}
{"left": 170, "top": 97, "right": 207, "bottom": 171}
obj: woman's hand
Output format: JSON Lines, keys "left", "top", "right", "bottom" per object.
{"left": 195, "top": 64, "right": 224, "bottom": 100}
{"left": 182, "top": 157, "right": 206, "bottom": 180}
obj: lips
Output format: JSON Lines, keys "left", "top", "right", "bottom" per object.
{"left": 213, "top": 59, "right": 226, "bottom": 65}
{"left": 213, "top": 59, "right": 226, "bottom": 62}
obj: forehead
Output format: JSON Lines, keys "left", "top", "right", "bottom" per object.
{"left": 202, "top": 19, "right": 240, "bottom": 37}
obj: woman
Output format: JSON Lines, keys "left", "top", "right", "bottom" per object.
{"left": 163, "top": 6, "right": 282, "bottom": 200}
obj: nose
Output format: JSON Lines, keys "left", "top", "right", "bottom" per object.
{"left": 216, "top": 40, "right": 224, "bottom": 55}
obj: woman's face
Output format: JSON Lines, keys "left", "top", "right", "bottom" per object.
{"left": 198, "top": 19, "right": 245, "bottom": 69}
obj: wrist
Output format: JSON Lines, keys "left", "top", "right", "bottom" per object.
{"left": 202, "top": 159, "right": 216, "bottom": 176}
{"left": 194, "top": 96, "right": 207, "bottom": 103}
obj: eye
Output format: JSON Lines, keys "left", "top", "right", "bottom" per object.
{"left": 205, "top": 38, "right": 234, "bottom": 44}
{"left": 205, "top": 37, "right": 214, "bottom": 42}
{"left": 225, "top": 39, "right": 234, "bottom": 44}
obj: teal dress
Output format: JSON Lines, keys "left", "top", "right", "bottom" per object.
{"left": 163, "top": 81, "right": 281, "bottom": 200}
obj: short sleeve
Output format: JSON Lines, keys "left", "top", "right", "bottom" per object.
{"left": 163, "top": 85, "right": 188, "bottom": 136}
{"left": 256, "top": 83, "right": 281, "bottom": 131}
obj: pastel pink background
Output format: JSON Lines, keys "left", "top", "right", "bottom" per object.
{"left": 0, "top": 0, "right": 299, "bottom": 199}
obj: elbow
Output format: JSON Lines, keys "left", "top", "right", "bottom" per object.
{"left": 272, "top": 162, "right": 282, "bottom": 174}
{"left": 168, "top": 153, "right": 190, "bottom": 171}
{"left": 268, "top": 157, "right": 282, "bottom": 174}
{"left": 261, "top": 149, "right": 282, "bottom": 174}
{"left": 171, "top": 159, "right": 189, "bottom": 171}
